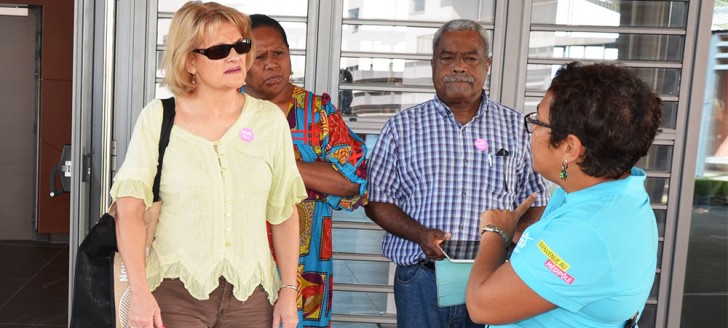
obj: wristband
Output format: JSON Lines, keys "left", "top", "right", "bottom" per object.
{"left": 480, "top": 224, "right": 510, "bottom": 249}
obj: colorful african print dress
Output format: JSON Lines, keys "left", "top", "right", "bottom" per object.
{"left": 288, "top": 86, "right": 367, "bottom": 327}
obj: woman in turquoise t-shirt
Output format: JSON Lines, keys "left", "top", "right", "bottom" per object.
{"left": 465, "top": 62, "right": 662, "bottom": 327}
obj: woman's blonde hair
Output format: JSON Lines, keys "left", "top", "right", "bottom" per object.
{"left": 163, "top": 1, "right": 254, "bottom": 95}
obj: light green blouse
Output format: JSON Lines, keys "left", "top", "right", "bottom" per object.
{"left": 110, "top": 95, "right": 307, "bottom": 304}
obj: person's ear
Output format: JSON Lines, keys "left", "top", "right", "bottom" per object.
{"left": 186, "top": 55, "right": 197, "bottom": 76}
{"left": 563, "top": 134, "right": 585, "bottom": 163}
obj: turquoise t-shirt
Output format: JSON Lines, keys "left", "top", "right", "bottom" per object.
{"left": 495, "top": 167, "right": 657, "bottom": 327}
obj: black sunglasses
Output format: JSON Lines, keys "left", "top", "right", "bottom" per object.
{"left": 192, "top": 38, "right": 252, "bottom": 60}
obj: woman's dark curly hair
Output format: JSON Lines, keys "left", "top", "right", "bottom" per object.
{"left": 547, "top": 62, "right": 662, "bottom": 179}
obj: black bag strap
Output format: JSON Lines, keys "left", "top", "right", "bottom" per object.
{"left": 624, "top": 311, "right": 639, "bottom": 328}
{"left": 152, "top": 97, "right": 176, "bottom": 202}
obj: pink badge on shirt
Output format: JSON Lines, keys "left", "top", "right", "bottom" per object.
{"left": 240, "top": 128, "right": 254, "bottom": 142}
{"left": 474, "top": 138, "right": 488, "bottom": 151}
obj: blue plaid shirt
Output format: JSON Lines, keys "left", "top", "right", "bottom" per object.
{"left": 368, "top": 92, "right": 550, "bottom": 266}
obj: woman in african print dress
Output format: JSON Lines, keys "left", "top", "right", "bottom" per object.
{"left": 244, "top": 14, "right": 368, "bottom": 328}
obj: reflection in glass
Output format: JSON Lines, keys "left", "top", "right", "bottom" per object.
{"left": 682, "top": 31, "right": 728, "bottom": 328}
{"left": 644, "top": 177, "right": 669, "bottom": 205}
{"left": 650, "top": 273, "right": 660, "bottom": 299}
{"left": 342, "top": 25, "right": 440, "bottom": 55}
{"left": 639, "top": 304, "right": 657, "bottom": 328}
{"left": 529, "top": 32, "right": 684, "bottom": 62}
{"left": 653, "top": 209, "right": 666, "bottom": 238}
{"left": 636, "top": 145, "right": 673, "bottom": 173}
{"left": 342, "top": 25, "right": 494, "bottom": 56}
{"left": 631, "top": 67, "right": 681, "bottom": 96}
{"left": 157, "top": 19, "right": 171, "bottom": 45}
{"left": 333, "top": 229, "right": 384, "bottom": 255}
{"left": 531, "top": 0, "right": 687, "bottom": 28}
{"left": 343, "top": 90, "right": 434, "bottom": 119}
{"left": 156, "top": 83, "right": 173, "bottom": 100}
{"left": 343, "top": 0, "right": 495, "bottom": 23}
{"left": 334, "top": 260, "right": 392, "bottom": 285}
{"left": 661, "top": 102, "right": 678, "bottom": 129}
{"left": 332, "top": 290, "right": 394, "bottom": 316}
{"left": 340, "top": 57, "right": 432, "bottom": 87}
{"left": 526, "top": 65, "right": 681, "bottom": 96}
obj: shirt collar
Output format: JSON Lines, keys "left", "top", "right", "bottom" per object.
{"left": 433, "top": 90, "right": 489, "bottom": 122}
{"left": 562, "top": 167, "right": 648, "bottom": 204}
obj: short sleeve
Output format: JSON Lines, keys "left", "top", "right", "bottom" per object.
{"left": 319, "top": 98, "right": 368, "bottom": 210}
{"left": 267, "top": 108, "right": 308, "bottom": 224}
{"left": 110, "top": 100, "right": 163, "bottom": 208}
{"left": 367, "top": 121, "right": 400, "bottom": 205}
{"left": 510, "top": 218, "right": 613, "bottom": 312}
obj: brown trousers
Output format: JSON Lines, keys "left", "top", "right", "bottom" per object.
{"left": 152, "top": 278, "right": 272, "bottom": 328}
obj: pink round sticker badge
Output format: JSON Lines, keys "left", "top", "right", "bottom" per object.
{"left": 240, "top": 128, "right": 254, "bottom": 142}
{"left": 474, "top": 138, "right": 488, "bottom": 151}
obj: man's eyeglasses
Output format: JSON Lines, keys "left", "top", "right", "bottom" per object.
{"left": 192, "top": 38, "right": 252, "bottom": 60}
{"left": 524, "top": 112, "right": 552, "bottom": 133}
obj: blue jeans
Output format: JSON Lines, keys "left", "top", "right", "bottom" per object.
{"left": 394, "top": 262, "right": 484, "bottom": 328}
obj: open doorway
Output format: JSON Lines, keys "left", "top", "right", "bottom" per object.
{"left": 0, "top": 1, "right": 73, "bottom": 326}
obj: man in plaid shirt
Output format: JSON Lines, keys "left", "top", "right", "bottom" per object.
{"left": 365, "top": 19, "right": 550, "bottom": 328}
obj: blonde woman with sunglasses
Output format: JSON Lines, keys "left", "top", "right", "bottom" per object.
{"left": 111, "top": 2, "right": 306, "bottom": 327}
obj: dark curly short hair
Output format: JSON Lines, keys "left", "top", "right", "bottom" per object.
{"left": 250, "top": 14, "right": 289, "bottom": 49}
{"left": 548, "top": 62, "right": 662, "bottom": 179}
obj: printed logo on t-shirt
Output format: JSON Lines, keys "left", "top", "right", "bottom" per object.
{"left": 514, "top": 232, "right": 533, "bottom": 253}
{"left": 538, "top": 240, "right": 575, "bottom": 285}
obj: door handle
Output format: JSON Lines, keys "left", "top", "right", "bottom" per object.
{"left": 49, "top": 144, "right": 71, "bottom": 197}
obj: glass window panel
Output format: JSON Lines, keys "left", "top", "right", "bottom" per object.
{"left": 334, "top": 207, "right": 370, "bottom": 223}
{"left": 657, "top": 240, "right": 663, "bottom": 268}
{"left": 636, "top": 145, "right": 673, "bottom": 173}
{"left": 332, "top": 291, "right": 393, "bottom": 316}
{"left": 531, "top": 0, "right": 688, "bottom": 28}
{"left": 529, "top": 32, "right": 684, "bottom": 62}
{"left": 334, "top": 324, "right": 380, "bottom": 328}
{"left": 342, "top": 25, "right": 493, "bottom": 56}
{"left": 661, "top": 101, "right": 678, "bottom": 129}
{"left": 157, "top": 18, "right": 171, "bottom": 45}
{"left": 645, "top": 177, "right": 669, "bottom": 205}
{"left": 341, "top": 57, "right": 432, "bottom": 87}
{"left": 639, "top": 304, "right": 657, "bottom": 328}
{"left": 158, "top": 0, "right": 308, "bottom": 17}
{"left": 631, "top": 67, "right": 681, "bottom": 96}
{"left": 343, "top": 90, "right": 434, "bottom": 119}
{"left": 289, "top": 54, "right": 306, "bottom": 85}
{"left": 526, "top": 65, "right": 681, "bottom": 96}
{"left": 653, "top": 209, "right": 666, "bottom": 238}
{"left": 334, "top": 260, "right": 392, "bottom": 285}
{"left": 155, "top": 83, "right": 173, "bottom": 99}
{"left": 524, "top": 97, "right": 540, "bottom": 113}
{"left": 342, "top": 25, "right": 439, "bottom": 55}
{"left": 650, "top": 273, "right": 660, "bottom": 299}
{"left": 343, "top": 0, "right": 495, "bottom": 23}
{"left": 333, "top": 229, "right": 384, "bottom": 255}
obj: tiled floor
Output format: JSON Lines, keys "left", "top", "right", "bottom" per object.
{"left": 0, "top": 240, "right": 68, "bottom": 327}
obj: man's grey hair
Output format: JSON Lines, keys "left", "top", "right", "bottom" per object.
{"left": 432, "top": 19, "right": 490, "bottom": 57}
